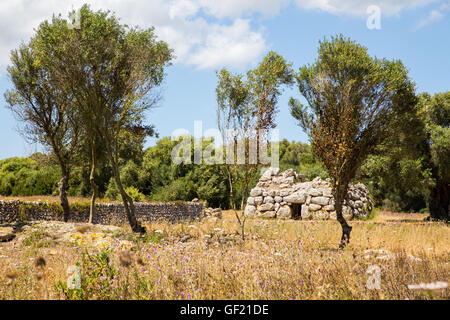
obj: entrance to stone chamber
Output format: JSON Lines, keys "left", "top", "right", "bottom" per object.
{"left": 291, "top": 203, "right": 302, "bottom": 220}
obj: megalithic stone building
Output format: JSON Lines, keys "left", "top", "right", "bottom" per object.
{"left": 244, "top": 168, "right": 373, "bottom": 220}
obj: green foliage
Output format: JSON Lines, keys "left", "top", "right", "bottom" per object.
{"left": 22, "top": 4, "right": 173, "bottom": 231}
{"left": 247, "top": 51, "right": 295, "bottom": 128}
{"left": 279, "top": 139, "right": 328, "bottom": 180}
{"left": 358, "top": 91, "right": 449, "bottom": 214}
{"left": 290, "top": 34, "right": 417, "bottom": 228}
{"left": 359, "top": 207, "right": 378, "bottom": 221}
{"left": 290, "top": 35, "right": 417, "bottom": 185}
{"left": 361, "top": 155, "right": 431, "bottom": 212}
{"left": 55, "top": 250, "right": 120, "bottom": 300}
{"left": 145, "top": 137, "right": 229, "bottom": 207}
{"left": 418, "top": 92, "right": 450, "bottom": 220}
{"left": 118, "top": 186, "right": 146, "bottom": 202}
{"left": 70, "top": 201, "right": 92, "bottom": 212}
{"left": 4, "top": 17, "right": 445, "bottom": 216}
{"left": 21, "top": 228, "right": 54, "bottom": 248}
{"left": 0, "top": 135, "right": 330, "bottom": 209}
{"left": 0, "top": 157, "right": 60, "bottom": 196}
{"left": 104, "top": 178, "right": 119, "bottom": 201}
{"left": 420, "top": 92, "right": 450, "bottom": 182}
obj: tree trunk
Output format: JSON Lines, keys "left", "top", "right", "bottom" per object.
{"left": 50, "top": 140, "right": 71, "bottom": 222}
{"left": 241, "top": 169, "right": 251, "bottom": 210}
{"left": 89, "top": 140, "right": 99, "bottom": 224}
{"left": 58, "top": 169, "right": 70, "bottom": 222}
{"left": 109, "top": 154, "right": 145, "bottom": 233}
{"left": 334, "top": 182, "right": 352, "bottom": 249}
{"left": 429, "top": 180, "right": 450, "bottom": 221}
{"left": 227, "top": 168, "right": 235, "bottom": 210}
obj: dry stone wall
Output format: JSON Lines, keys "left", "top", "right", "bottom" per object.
{"left": 244, "top": 168, "right": 373, "bottom": 220}
{"left": 0, "top": 200, "right": 202, "bottom": 225}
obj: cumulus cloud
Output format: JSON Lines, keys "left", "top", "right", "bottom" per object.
{"left": 0, "top": 0, "right": 272, "bottom": 71}
{"left": 187, "top": 19, "right": 266, "bottom": 69}
{"left": 0, "top": 0, "right": 444, "bottom": 71}
{"left": 294, "top": 0, "right": 439, "bottom": 17}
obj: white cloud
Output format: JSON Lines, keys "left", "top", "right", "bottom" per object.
{"left": 417, "top": 9, "right": 444, "bottom": 28}
{"left": 169, "top": 0, "right": 199, "bottom": 19}
{"left": 416, "top": 1, "right": 450, "bottom": 29}
{"left": 0, "top": 0, "right": 444, "bottom": 72}
{"left": 0, "top": 0, "right": 271, "bottom": 71}
{"left": 187, "top": 19, "right": 266, "bottom": 69}
{"left": 294, "top": 0, "right": 439, "bottom": 17}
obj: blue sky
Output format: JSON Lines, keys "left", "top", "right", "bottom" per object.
{"left": 0, "top": 0, "right": 449, "bottom": 160}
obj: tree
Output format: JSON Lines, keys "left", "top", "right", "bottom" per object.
{"left": 80, "top": 132, "right": 107, "bottom": 223}
{"left": 418, "top": 92, "right": 450, "bottom": 221}
{"left": 358, "top": 84, "right": 431, "bottom": 213}
{"left": 216, "top": 69, "right": 251, "bottom": 210}
{"left": 216, "top": 51, "right": 294, "bottom": 240}
{"left": 0, "top": 156, "right": 60, "bottom": 196}
{"left": 32, "top": 5, "right": 173, "bottom": 232}
{"left": 290, "top": 35, "right": 417, "bottom": 248}
{"left": 359, "top": 130, "right": 432, "bottom": 213}
{"left": 247, "top": 51, "right": 295, "bottom": 158}
{"left": 216, "top": 69, "right": 253, "bottom": 240}
{"left": 4, "top": 43, "right": 81, "bottom": 221}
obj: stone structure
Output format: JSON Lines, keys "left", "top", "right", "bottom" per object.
{"left": 244, "top": 168, "right": 372, "bottom": 220}
{"left": 0, "top": 200, "right": 202, "bottom": 225}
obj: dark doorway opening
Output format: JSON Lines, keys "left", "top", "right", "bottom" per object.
{"left": 291, "top": 203, "right": 302, "bottom": 220}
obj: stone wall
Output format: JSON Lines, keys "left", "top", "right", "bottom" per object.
{"left": 244, "top": 168, "right": 373, "bottom": 220}
{"left": 0, "top": 200, "right": 203, "bottom": 225}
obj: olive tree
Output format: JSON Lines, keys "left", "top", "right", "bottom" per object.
{"left": 418, "top": 92, "right": 450, "bottom": 221}
{"left": 290, "top": 35, "right": 417, "bottom": 248}
{"left": 216, "top": 68, "right": 252, "bottom": 240}
{"left": 5, "top": 44, "right": 82, "bottom": 221}
{"left": 32, "top": 5, "right": 173, "bottom": 232}
{"left": 216, "top": 51, "right": 293, "bottom": 240}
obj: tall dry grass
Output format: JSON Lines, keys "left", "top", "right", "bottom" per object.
{"left": 0, "top": 210, "right": 448, "bottom": 299}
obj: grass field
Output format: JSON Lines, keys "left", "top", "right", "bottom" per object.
{"left": 0, "top": 204, "right": 448, "bottom": 300}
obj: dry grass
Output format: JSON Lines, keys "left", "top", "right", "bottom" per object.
{"left": 0, "top": 210, "right": 448, "bottom": 300}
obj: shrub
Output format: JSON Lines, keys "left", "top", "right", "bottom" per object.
{"left": 117, "top": 186, "right": 146, "bottom": 202}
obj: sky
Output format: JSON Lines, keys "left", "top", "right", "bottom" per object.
{"left": 0, "top": 0, "right": 449, "bottom": 160}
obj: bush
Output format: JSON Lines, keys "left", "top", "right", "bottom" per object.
{"left": 0, "top": 157, "right": 59, "bottom": 196}
{"left": 150, "top": 178, "right": 195, "bottom": 202}
{"left": 104, "top": 178, "right": 119, "bottom": 200}
{"left": 116, "top": 186, "right": 146, "bottom": 202}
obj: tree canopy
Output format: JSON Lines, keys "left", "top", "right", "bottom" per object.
{"left": 5, "top": 4, "right": 173, "bottom": 232}
{"left": 290, "top": 35, "right": 417, "bottom": 247}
